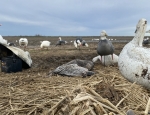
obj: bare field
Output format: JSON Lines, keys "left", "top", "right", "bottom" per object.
{"left": 0, "top": 36, "right": 150, "bottom": 115}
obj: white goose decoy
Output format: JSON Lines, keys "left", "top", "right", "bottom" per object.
{"left": 118, "top": 18, "right": 150, "bottom": 90}
{"left": 19, "top": 38, "right": 28, "bottom": 51}
{"left": 92, "top": 54, "right": 118, "bottom": 66}
{"left": 40, "top": 41, "right": 51, "bottom": 49}
{"left": 0, "top": 35, "right": 7, "bottom": 45}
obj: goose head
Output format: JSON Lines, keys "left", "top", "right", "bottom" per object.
{"left": 77, "top": 40, "right": 81, "bottom": 46}
{"left": 58, "top": 37, "right": 61, "bottom": 41}
{"left": 133, "top": 18, "right": 147, "bottom": 47}
{"left": 100, "top": 30, "right": 108, "bottom": 40}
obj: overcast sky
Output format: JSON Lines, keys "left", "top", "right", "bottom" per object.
{"left": 0, "top": 0, "right": 150, "bottom": 36}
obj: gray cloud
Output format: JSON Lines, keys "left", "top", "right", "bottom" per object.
{"left": 0, "top": 0, "right": 150, "bottom": 36}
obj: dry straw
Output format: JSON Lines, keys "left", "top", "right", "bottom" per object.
{"left": 0, "top": 65, "right": 150, "bottom": 115}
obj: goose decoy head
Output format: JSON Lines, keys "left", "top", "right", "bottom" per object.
{"left": 135, "top": 18, "right": 147, "bottom": 33}
{"left": 100, "top": 30, "right": 108, "bottom": 37}
{"left": 134, "top": 18, "right": 147, "bottom": 47}
{"left": 58, "top": 37, "right": 61, "bottom": 41}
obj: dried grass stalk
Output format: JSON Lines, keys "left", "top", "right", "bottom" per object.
{"left": 70, "top": 106, "right": 80, "bottom": 115}
{"left": 47, "top": 96, "right": 68, "bottom": 114}
{"left": 93, "top": 102, "right": 105, "bottom": 115}
{"left": 144, "top": 97, "right": 150, "bottom": 115}
{"left": 84, "top": 86, "right": 124, "bottom": 115}
{"left": 79, "top": 107, "right": 93, "bottom": 115}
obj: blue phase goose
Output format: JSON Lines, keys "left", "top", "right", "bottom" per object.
{"left": 56, "top": 37, "right": 67, "bottom": 46}
{"left": 51, "top": 59, "right": 94, "bottom": 77}
{"left": 97, "top": 30, "right": 114, "bottom": 65}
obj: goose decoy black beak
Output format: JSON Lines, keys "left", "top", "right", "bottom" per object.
{"left": 145, "top": 21, "right": 147, "bottom": 24}
{"left": 135, "top": 29, "right": 137, "bottom": 33}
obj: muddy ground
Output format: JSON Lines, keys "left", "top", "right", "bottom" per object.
{"left": 0, "top": 37, "right": 150, "bottom": 115}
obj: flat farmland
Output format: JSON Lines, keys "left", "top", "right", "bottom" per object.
{"left": 0, "top": 36, "right": 150, "bottom": 115}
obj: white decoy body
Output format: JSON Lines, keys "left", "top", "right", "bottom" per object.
{"left": 92, "top": 54, "right": 118, "bottom": 66}
{"left": 0, "top": 35, "right": 7, "bottom": 45}
{"left": 19, "top": 38, "right": 28, "bottom": 50}
{"left": 118, "top": 18, "right": 150, "bottom": 90}
{"left": 40, "top": 41, "right": 51, "bottom": 49}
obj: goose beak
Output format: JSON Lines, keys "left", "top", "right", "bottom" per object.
{"left": 135, "top": 29, "right": 137, "bottom": 33}
{"left": 145, "top": 21, "right": 147, "bottom": 24}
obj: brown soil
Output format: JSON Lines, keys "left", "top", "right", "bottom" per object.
{"left": 0, "top": 37, "right": 150, "bottom": 115}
